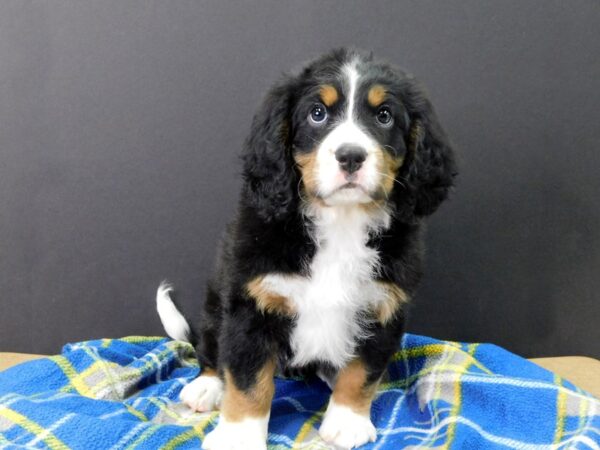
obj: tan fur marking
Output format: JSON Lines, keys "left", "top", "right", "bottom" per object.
{"left": 246, "top": 276, "right": 295, "bottom": 315}
{"left": 377, "top": 147, "right": 404, "bottom": 196}
{"left": 319, "top": 84, "right": 339, "bottom": 107}
{"left": 358, "top": 201, "right": 386, "bottom": 213}
{"left": 332, "top": 359, "right": 379, "bottom": 415}
{"left": 368, "top": 84, "right": 387, "bottom": 107}
{"left": 221, "top": 359, "right": 275, "bottom": 421}
{"left": 294, "top": 151, "right": 319, "bottom": 197}
{"left": 201, "top": 367, "right": 218, "bottom": 377}
{"left": 375, "top": 282, "right": 408, "bottom": 325}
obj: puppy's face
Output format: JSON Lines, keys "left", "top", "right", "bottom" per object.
{"left": 291, "top": 56, "right": 411, "bottom": 206}
{"left": 243, "top": 49, "right": 454, "bottom": 223}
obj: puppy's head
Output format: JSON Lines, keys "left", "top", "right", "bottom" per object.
{"left": 243, "top": 49, "right": 456, "bottom": 222}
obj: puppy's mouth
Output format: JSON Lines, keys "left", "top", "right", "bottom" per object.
{"left": 340, "top": 182, "right": 362, "bottom": 190}
{"left": 329, "top": 180, "right": 371, "bottom": 195}
{"left": 316, "top": 181, "right": 376, "bottom": 206}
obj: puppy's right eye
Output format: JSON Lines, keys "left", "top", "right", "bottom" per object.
{"left": 308, "top": 103, "right": 328, "bottom": 125}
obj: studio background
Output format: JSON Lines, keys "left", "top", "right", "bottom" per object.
{"left": 1, "top": 1, "right": 598, "bottom": 357}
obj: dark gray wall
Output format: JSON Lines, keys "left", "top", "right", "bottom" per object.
{"left": 1, "top": 1, "right": 598, "bottom": 357}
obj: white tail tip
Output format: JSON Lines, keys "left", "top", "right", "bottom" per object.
{"left": 156, "top": 281, "right": 191, "bottom": 342}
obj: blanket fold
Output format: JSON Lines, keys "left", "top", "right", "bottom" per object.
{"left": 0, "top": 334, "right": 598, "bottom": 449}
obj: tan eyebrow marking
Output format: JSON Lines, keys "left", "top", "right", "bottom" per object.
{"left": 319, "top": 84, "right": 339, "bottom": 107}
{"left": 368, "top": 84, "right": 387, "bottom": 107}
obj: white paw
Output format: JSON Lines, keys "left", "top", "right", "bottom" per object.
{"left": 319, "top": 401, "right": 377, "bottom": 449}
{"left": 202, "top": 416, "right": 268, "bottom": 450}
{"left": 179, "top": 375, "right": 223, "bottom": 412}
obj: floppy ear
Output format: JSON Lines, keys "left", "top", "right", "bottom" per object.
{"left": 401, "top": 83, "right": 457, "bottom": 218}
{"left": 242, "top": 78, "right": 297, "bottom": 223}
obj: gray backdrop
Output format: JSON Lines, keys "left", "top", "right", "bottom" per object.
{"left": 1, "top": 1, "right": 599, "bottom": 358}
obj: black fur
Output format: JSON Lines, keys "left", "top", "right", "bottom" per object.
{"left": 186, "top": 48, "right": 456, "bottom": 394}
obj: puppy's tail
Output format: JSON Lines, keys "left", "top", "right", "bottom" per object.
{"left": 156, "top": 281, "right": 194, "bottom": 344}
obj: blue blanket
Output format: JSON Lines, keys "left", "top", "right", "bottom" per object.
{"left": 0, "top": 334, "right": 598, "bottom": 449}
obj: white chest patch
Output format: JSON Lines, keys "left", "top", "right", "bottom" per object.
{"left": 262, "top": 205, "right": 390, "bottom": 369}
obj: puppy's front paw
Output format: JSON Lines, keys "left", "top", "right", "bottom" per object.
{"left": 319, "top": 401, "right": 376, "bottom": 449}
{"left": 202, "top": 416, "right": 268, "bottom": 450}
{"left": 180, "top": 374, "right": 223, "bottom": 412}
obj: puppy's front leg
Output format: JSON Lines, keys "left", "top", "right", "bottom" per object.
{"left": 202, "top": 351, "right": 275, "bottom": 450}
{"left": 319, "top": 359, "right": 380, "bottom": 449}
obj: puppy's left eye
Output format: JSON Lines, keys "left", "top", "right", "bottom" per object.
{"left": 376, "top": 107, "right": 394, "bottom": 127}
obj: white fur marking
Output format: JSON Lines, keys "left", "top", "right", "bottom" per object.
{"left": 180, "top": 375, "right": 224, "bottom": 412}
{"left": 202, "top": 415, "right": 269, "bottom": 450}
{"left": 345, "top": 61, "right": 359, "bottom": 120}
{"left": 264, "top": 204, "right": 390, "bottom": 369}
{"left": 319, "top": 399, "right": 377, "bottom": 448}
{"left": 315, "top": 60, "right": 381, "bottom": 204}
{"left": 156, "top": 282, "right": 191, "bottom": 342}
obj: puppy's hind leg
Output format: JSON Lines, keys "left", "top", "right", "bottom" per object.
{"left": 157, "top": 282, "right": 224, "bottom": 412}
{"left": 179, "top": 368, "right": 224, "bottom": 413}
{"left": 182, "top": 283, "right": 225, "bottom": 413}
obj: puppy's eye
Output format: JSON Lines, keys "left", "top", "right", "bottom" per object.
{"left": 309, "top": 103, "right": 328, "bottom": 125}
{"left": 376, "top": 106, "right": 393, "bottom": 127}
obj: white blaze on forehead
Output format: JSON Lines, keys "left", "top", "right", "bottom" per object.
{"left": 314, "top": 58, "right": 381, "bottom": 202}
{"left": 344, "top": 61, "right": 360, "bottom": 121}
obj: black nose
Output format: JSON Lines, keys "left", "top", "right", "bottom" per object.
{"left": 335, "top": 145, "right": 367, "bottom": 174}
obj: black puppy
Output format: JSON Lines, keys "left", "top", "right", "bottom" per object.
{"left": 157, "top": 48, "right": 456, "bottom": 450}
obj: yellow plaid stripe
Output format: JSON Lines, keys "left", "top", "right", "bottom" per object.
{"left": 120, "top": 336, "right": 166, "bottom": 344}
{"left": 553, "top": 374, "right": 567, "bottom": 444}
{"left": 162, "top": 428, "right": 200, "bottom": 450}
{"left": 445, "top": 343, "right": 478, "bottom": 448}
{"left": 192, "top": 412, "right": 219, "bottom": 440}
{"left": 54, "top": 346, "right": 175, "bottom": 402}
{"left": 417, "top": 347, "right": 457, "bottom": 447}
{"left": 293, "top": 408, "right": 326, "bottom": 447}
{"left": 576, "top": 389, "right": 589, "bottom": 437}
{"left": 0, "top": 406, "right": 69, "bottom": 450}
{"left": 393, "top": 344, "right": 492, "bottom": 375}
{"left": 50, "top": 355, "right": 92, "bottom": 396}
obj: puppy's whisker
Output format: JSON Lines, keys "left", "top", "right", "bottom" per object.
{"left": 375, "top": 170, "right": 406, "bottom": 189}
{"left": 297, "top": 176, "right": 309, "bottom": 203}
{"left": 306, "top": 135, "right": 320, "bottom": 144}
{"left": 370, "top": 196, "right": 389, "bottom": 216}
{"left": 375, "top": 171, "right": 396, "bottom": 181}
{"left": 379, "top": 181, "right": 390, "bottom": 201}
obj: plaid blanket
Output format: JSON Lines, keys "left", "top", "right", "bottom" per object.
{"left": 0, "top": 334, "right": 598, "bottom": 449}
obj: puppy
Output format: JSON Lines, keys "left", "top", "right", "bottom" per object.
{"left": 157, "top": 48, "right": 456, "bottom": 450}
